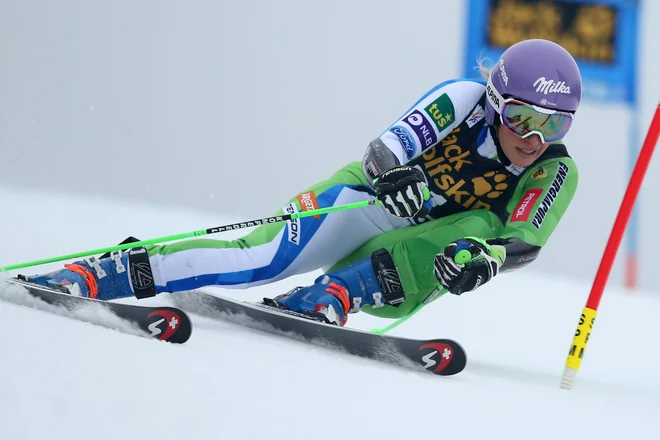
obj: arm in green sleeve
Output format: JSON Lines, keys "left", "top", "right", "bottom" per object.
{"left": 491, "top": 157, "right": 579, "bottom": 272}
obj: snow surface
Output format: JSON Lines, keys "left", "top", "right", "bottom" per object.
{"left": 1, "top": 186, "right": 659, "bottom": 440}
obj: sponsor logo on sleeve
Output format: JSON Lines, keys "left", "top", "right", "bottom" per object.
{"left": 403, "top": 110, "right": 437, "bottom": 148}
{"left": 388, "top": 125, "right": 417, "bottom": 159}
{"left": 365, "top": 160, "right": 381, "bottom": 178}
{"left": 531, "top": 162, "right": 570, "bottom": 229}
{"left": 424, "top": 93, "right": 456, "bottom": 131}
{"left": 284, "top": 203, "right": 300, "bottom": 245}
{"left": 531, "top": 166, "right": 547, "bottom": 181}
{"left": 511, "top": 188, "right": 542, "bottom": 222}
{"left": 466, "top": 105, "right": 485, "bottom": 128}
{"left": 296, "top": 191, "right": 321, "bottom": 219}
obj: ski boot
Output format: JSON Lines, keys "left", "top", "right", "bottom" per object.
{"left": 267, "top": 249, "right": 406, "bottom": 326}
{"left": 21, "top": 251, "right": 136, "bottom": 301}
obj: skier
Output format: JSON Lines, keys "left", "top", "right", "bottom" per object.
{"left": 24, "top": 39, "right": 580, "bottom": 327}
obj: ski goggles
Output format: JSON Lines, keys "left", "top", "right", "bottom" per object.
{"left": 487, "top": 79, "right": 574, "bottom": 143}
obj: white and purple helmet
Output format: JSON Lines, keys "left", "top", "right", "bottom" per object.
{"left": 485, "top": 39, "right": 582, "bottom": 126}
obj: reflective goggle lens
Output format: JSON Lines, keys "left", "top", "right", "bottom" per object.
{"left": 500, "top": 100, "right": 573, "bottom": 143}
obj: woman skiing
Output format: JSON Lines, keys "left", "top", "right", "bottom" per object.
{"left": 25, "top": 39, "right": 581, "bottom": 327}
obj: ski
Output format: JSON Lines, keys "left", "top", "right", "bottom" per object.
{"left": 1, "top": 278, "right": 192, "bottom": 344}
{"left": 172, "top": 290, "right": 467, "bottom": 376}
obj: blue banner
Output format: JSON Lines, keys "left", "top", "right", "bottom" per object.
{"left": 463, "top": 0, "right": 640, "bottom": 104}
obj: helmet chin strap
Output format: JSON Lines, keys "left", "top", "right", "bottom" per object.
{"left": 488, "top": 124, "right": 513, "bottom": 167}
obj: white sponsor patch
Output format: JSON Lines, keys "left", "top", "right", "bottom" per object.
{"left": 466, "top": 105, "right": 485, "bottom": 128}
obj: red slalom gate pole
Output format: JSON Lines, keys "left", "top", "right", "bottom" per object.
{"left": 560, "top": 103, "right": 660, "bottom": 390}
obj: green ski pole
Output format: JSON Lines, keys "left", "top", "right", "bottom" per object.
{"left": 0, "top": 200, "right": 375, "bottom": 272}
{"left": 369, "top": 250, "right": 469, "bottom": 334}
{"left": 369, "top": 286, "right": 448, "bottom": 334}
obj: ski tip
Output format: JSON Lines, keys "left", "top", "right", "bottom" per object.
{"left": 145, "top": 307, "right": 193, "bottom": 344}
{"left": 418, "top": 339, "right": 467, "bottom": 376}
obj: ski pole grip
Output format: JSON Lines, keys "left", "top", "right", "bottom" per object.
{"left": 454, "top": 249, "right": 472, "bottom": 265}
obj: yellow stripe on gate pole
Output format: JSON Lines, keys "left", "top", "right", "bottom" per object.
{"left": 560, "top": 307, "right": 596, "bottom": 389}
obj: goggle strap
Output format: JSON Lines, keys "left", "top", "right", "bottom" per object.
{"left": 486, "top": 74, "right": 506, "bottom": 113}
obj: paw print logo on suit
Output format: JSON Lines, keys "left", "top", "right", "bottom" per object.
{"left": 472, "top": 171, "right": 509, "bottom": 199}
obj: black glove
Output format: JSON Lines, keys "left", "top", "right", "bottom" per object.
{"left": 374, "top": 166, "right": 430, "bottom": 218}
{"left": 434, "top": 238, "right": 505, "bottom": 295}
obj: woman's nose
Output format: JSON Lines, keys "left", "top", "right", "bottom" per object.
{"left": 524, "top": 134, "right": 543, "bottom": 147}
